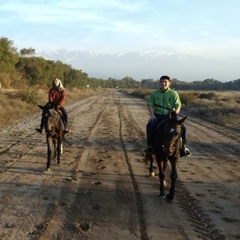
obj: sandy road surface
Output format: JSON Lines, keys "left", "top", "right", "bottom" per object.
{"left": 0, "top": 89, "right": 239, "bottom": 240}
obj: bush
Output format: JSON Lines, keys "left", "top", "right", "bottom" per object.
{"left": 198, "top": 92, "right": 216, "bottom": 99}
{"left": 18, "top": 88, "right": 39, "bottom": 104}
{"left": 179, "top": 92, "right": 198, "bottom": 105}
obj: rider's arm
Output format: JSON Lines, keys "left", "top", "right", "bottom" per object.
{"left": 148, "top": 106, "right": 156, "bottom": 121}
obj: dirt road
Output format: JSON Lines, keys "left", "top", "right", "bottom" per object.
{"left": 0, "top": 89, "right": 239, "bottom": 240}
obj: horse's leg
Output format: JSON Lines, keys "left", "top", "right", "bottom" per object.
{"left": 156, "top": 156, "right": 165, "bottom": 197}
{"left": 166, "top": 158, "right": 178, "bottom": 202}
{"left": 53, "top": 138, "right": 57, "bottom": 158}
{"left": 148, "top": 154, "right": 155, "bottom": 177}
{"left": 46, "top": 136, "right": 52, "bottom": 171}
{"left": 162, "top": 160, "right": 168, "bottom": 187}
{"left": 57, "top": 138, "right": 62, "bottom": 165}
{"left": 60, "top": 143, "right": 63, "bottom": 155}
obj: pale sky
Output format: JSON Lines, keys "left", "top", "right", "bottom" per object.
{"left": 1, "top": 0, "right": 240, "bottom": 59}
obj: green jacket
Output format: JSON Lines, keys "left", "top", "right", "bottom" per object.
{"left": 147, "top": 88, "right": 181, "bottom": 115}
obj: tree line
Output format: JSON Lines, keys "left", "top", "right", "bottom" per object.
{"left": 141, "top": 77, "right": 240, "bottom": 91}
{"left": 1, "top": 37, "right": 240, "bottom": 90}
{"left": 0, "top": 37, "right": 140, "bottom": 89}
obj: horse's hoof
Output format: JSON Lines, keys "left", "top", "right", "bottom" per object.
{"left": 149, "top": 172, "right": 155, "bottom": 177}
{"left": 45, "top": 168, "right": 51, "bottom": 172}
{"left": 165, "top": 194, "right": 174, "bottom": 203}
{"left": 158, "top": 194, "right": 165, "bottom": 199}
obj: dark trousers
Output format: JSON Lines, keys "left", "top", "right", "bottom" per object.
{"left": 146, "top": 113, "right": 187, "bottom": 146}
{"left": 59, "top": 107, "right": 68, "bottom": 127}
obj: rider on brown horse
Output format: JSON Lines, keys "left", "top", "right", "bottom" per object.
{"left": 145, "top": 75, "right": 191, "bottom": 157}
{"left": 35, "top": 77, "right": 69, "bottom": 134}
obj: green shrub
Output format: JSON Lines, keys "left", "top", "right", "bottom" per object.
{"left": 179, "top": 92, "right": 198, "bottom": 105}
{"left": 18, "top": 88, "right": 39, "bottom": 104}
{"left": 198, "top": 92, "right": 216, "bottom": 99}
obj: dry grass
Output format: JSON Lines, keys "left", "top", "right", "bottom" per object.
{"left": 178, "top": 91, "right": 240, "bottom": 126}
{"left": 0, "top": 87, "right": 102, "bottom": 128}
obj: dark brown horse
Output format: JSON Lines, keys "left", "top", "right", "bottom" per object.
{"left": 145, "top": 111, "right": 187, "bottom": 202}
{"left": 38, "top": 102, "right": 65, "bottom": 171}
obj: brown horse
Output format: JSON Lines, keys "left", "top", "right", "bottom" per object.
{"left": 145, "top": 111, "right": 187, "bottom": 202}
{"left": 38, "top": 102, "right": 65, "bottom": 171}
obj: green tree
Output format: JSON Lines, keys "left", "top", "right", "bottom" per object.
{"left": 0, "top": 37, "right": 19, "bottom": 87}
{"left": 20, "top": 48, "right": 35, "bottom": 57}
{"left": 0, "top": 37, "right": 18, "bottom": 72}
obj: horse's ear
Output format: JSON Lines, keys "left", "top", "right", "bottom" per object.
{"left": 178, "top": 116, "right": 187, "bottom": 124}
{"left": 38, "top": 105, "right": 44, "bottom": 110}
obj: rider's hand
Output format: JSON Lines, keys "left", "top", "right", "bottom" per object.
{"left": 149, "top": 115, "right": 156, "bottom": 121}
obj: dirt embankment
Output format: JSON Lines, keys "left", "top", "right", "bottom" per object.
{"left": 0, "top": 89, "right": 239, "bottom": 240}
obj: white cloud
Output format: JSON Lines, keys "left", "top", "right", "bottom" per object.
{"left": 1, "top": 0, "right": 240, "bottom": 59}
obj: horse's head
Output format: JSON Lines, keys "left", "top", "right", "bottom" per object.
{"left": 161, "top": 111, "right": 187, "bottom": 156}
{"left": 38, "top": 102, "right": 61, "bottom": 135}
{"left": 38, "top": 102, "right": 56, "bottom": 111}
{"left": 45, "top": 108, "right": 60, "bottom": 135}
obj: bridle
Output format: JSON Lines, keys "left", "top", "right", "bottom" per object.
{"left": 161, "top": 120, "right": 182, "bottom": 156}
{"left": 45, "top": 108, "right": 58, "bottom": 135}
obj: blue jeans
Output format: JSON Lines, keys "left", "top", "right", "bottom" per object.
{"left": 146, "top": 113, "right": 187, "bottom": 146}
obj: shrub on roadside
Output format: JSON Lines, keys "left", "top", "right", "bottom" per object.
{"left": 198, "top": 92, "right": 216, "bottom": 100}
{"left": 17, "top": 88, "right": 40, "bottom": 104}
{"left": 130, "top": 89, "right": 151, "bottom": 100}
{"left": 179, "top": 92, "right": 198, "bottom": 105}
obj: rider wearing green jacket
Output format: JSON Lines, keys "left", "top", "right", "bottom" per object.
{"left": 145, "top": 75, "right": 191, "bottom": 157}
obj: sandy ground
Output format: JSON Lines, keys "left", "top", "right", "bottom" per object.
{"left": 0, "top": 89, "right": 239, "bottom": 240}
